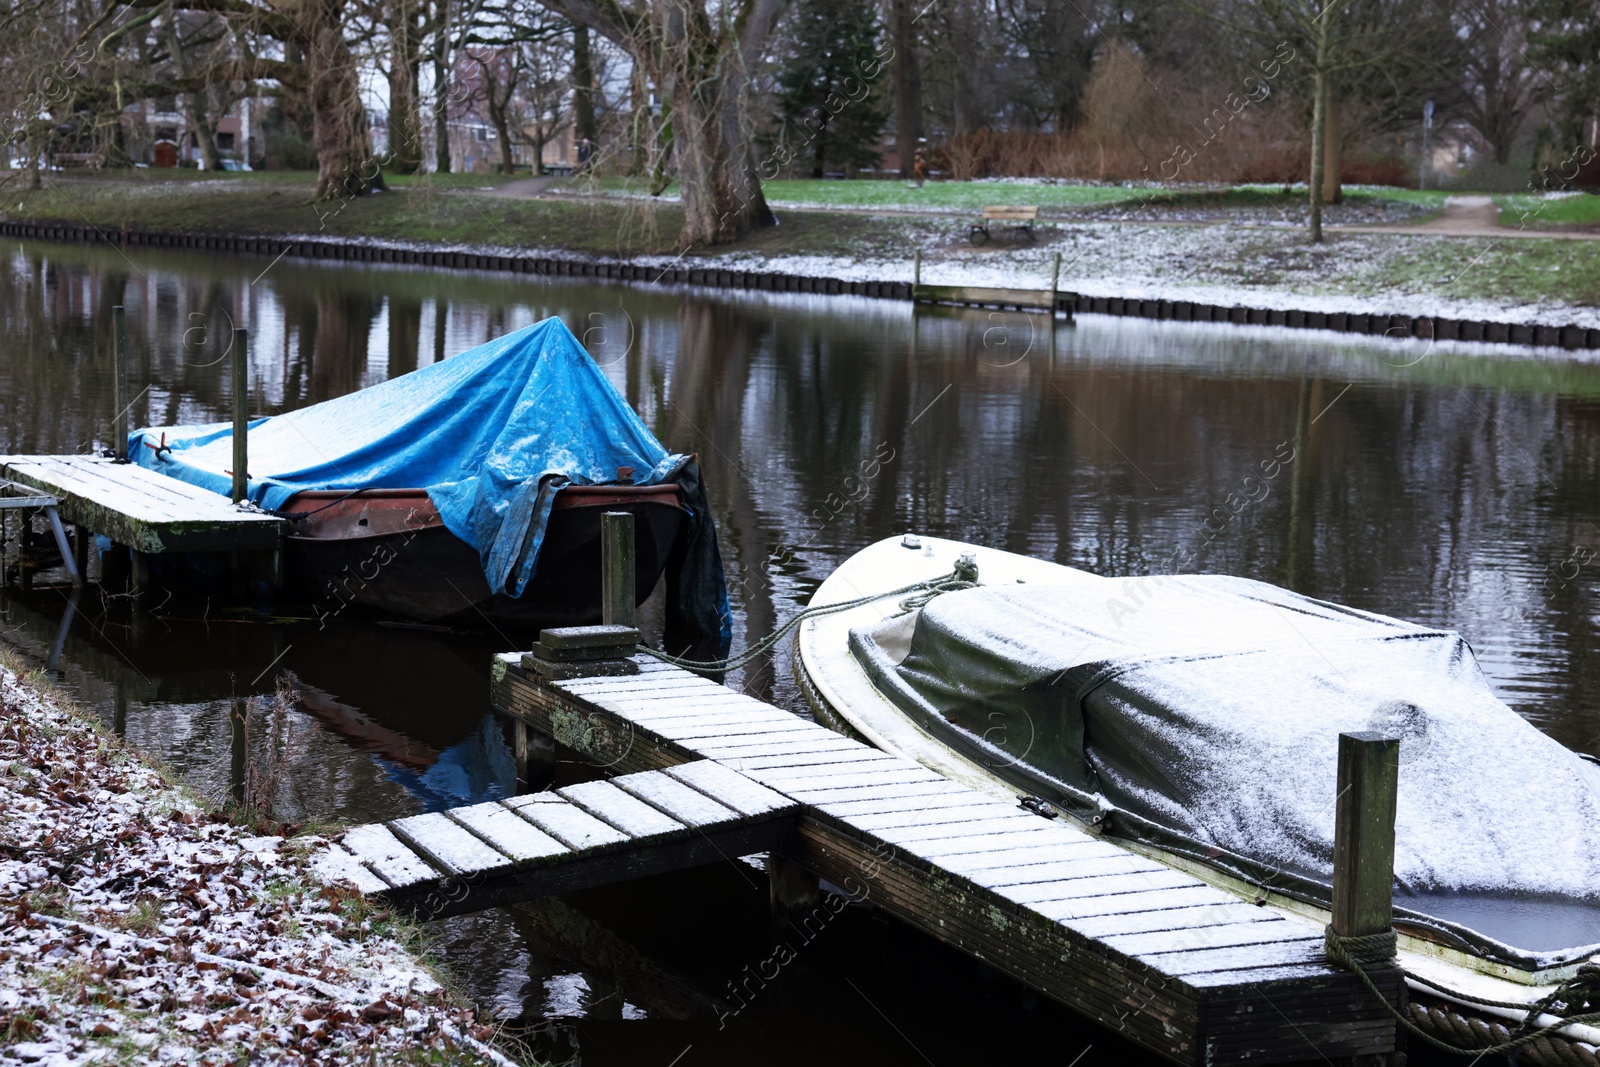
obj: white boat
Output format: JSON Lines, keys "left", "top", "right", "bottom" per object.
{"left": 797, "top": 534, "right": 1600, "bottom": 1038}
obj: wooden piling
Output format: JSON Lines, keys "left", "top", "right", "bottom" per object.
{"left": 1051, "top": 251, "right": 1062, "bottom": 315}
{"left": 231, "top": 328, "right": 248, "bottom": 504}
{"left": 913, "top": 250, "right": 921, "bottom": 292}
{"left": 1332, "top": 731, "right": 1399, "bottom": 939}
{"left": 601, "top": 511, "right": 635, "bottom": 628}
{"left": 512, "top": 719, "right": 555, "bottom": 792}
{"left": 767, "top": 853, "right": 820, "bottom": 931}
{"left": 112, "top": 306, "right": 128, "bottom": 460}
{"left": 229, "top": 692, "right": 247, "bottom": 809}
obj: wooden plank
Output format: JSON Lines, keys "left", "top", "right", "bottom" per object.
{"left": 1102, "top": 919, "right": 1311, "bottom": 957}
{"left": 504, "top": 793, "right": 632, "bottom": 850}
{"left": 843, "top": 800, "right": 1023, "bottom": 831}
{"left": 1040, "top": 885, "right": 1235, "bottom": 921}
{"left": 341, "top": 823, "right": 441, "bottom": 889}
{"left": 1134, "top": 938, "right": 1326, "bottom": 977}
{"left": 692, "top": 735, "right": 865, "bottom": 762}
{"left": 559, "top": 779, "right": 687, "bottom": 838}
{"left": 930, "top": 839, "right": 1125, "bottom": 877}
{"left": 309, "top": 842, "right": 390, "bottom": 894}
{"left": 772, "top": 778, "right": 957, "bottom": 804}
{"left": 867, "top": 814, "right": 1047, "bottom": 844}
{"left": 661, "top": 720, "right": 833, "bottom": 744}
{"left": 662, "top": 759, "right": 796, "bottom": 817}
{"left": 994, "top": 868, "right": 1197, "bottom": 905}
{"left": 1066, "top": 901, "right": 1273, "bottom": 939}
{"left": 559, "top": 675, "right": 721, "bottom": 698}
{"left": 745, "top": 765, "right": 939, "bottom": 794}
{"left": 390, "top": 812, "right": 513, "bottom": 876}
{"left": 450, "top": 802, "right": 570, "bottom": 864}
{"left": 899, "top": 825, "right": 1074, "bottom": 860}
{"left": 811, "top": 789, "right": 988, "bottom": 819}
{"left": 602, "top": 702, "right": 799, "bottom": 731}
{"left": 978, "top": 853, "right": 1159, "bottom": 888}
{"left": 611, "top": 770, "right": 742, "bottom": 828}
{"left": 713, "top": 746, "right": 883, "bottom": 772}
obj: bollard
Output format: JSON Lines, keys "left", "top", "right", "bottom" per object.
{"left": 601, "top": 511, "right": 635, "bottom": 628}
{"left": 232, "top": 328, "right": 249, "bottom": 504}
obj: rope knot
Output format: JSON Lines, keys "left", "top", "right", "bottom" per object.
{"left": 1324, "top": 925, "right": 1398, "bottom": 972}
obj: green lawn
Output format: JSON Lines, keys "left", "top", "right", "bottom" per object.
{"left": 1493, "top": 193, "right": 1600, "bottom": 230}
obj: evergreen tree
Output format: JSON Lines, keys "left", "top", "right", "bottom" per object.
{"left": 771, "top": 0, "right": 891, "bottom": 177}
{"left": 1527, "top": 0, "right": 1600, "bottom": 183}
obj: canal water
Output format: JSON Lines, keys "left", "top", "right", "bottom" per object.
{"left": 3, "top": 237, "right": 1598, "bottom": 1064}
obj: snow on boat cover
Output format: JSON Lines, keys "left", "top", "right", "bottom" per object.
{"left": 129, "top": 317, "right": 729, "bottom": 639}
{"left": 849, "top": 570, "right": 1600, "bottom": 969}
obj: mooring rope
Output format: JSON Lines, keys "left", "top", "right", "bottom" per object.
{"left": 1325, "top": 926, "right": 1600, "bottom": 1059}
{"left": 640, "top": 558, "right": 981, "bottom": 675}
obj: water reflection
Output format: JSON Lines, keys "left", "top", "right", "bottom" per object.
{"left": 6, "top": 237, "right": 1600, "bottom": 1055}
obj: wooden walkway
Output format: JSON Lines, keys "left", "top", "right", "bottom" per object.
{"left": 0, "top": 454, "right": 282, "bottom": 555}
{"left": 315, "top": 759, "right": 799, "bottom": 919}
{"left": 336, "top": 653, "right": 1395, "bottom": 1065}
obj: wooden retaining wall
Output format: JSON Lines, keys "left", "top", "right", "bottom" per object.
{"left": 4, "top": 218, "right": 1596, "bottom": 351}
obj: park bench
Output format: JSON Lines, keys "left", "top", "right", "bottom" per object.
{"left": 970, "top": 205, "right": 1039, "bottom": 243}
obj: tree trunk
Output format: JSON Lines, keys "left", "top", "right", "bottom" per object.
{"left": 1309, "top": 63, "right": 1326, "bottom": 244}
{"left": 302, "top": 0, "right": 385, "bottom": 198}
{"left": 890, "top": 0, "right": 922, "bottom": 178}
{"left": 1322, "top": 81, "right": 1342, "bottom": 205}
{"left": 573, "top": 25, "right": 598, "bottom": 143}
{"left": 432, "top": 0, "right": 451, "bottom": 173}
{"left": 186, "top": 91, "right": 222, "bottom": 170}
{"left": 387, "top": 2, "right": 424, "bottom": 173}
{"left": 494, "top": 111, "right": 515, "bottom": 173}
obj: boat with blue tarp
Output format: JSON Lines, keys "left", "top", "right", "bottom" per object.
{"left": 130, "top": 317, "right": 730, "bottom": 641}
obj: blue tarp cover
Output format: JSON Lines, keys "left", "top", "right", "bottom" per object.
{"left": 130, "top": 318, "right": 726, "bottom": 630}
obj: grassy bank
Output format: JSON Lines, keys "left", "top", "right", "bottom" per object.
{"left": 0, "top": 647, "right": 524, "bottom": 1066}
{"left": 5, "top": 170, "right": 1599, "bottom": 319}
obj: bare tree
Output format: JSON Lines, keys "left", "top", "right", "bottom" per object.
{"left": 534, "top": 0, "right": 786, "bottom": 246}
{"left": 1459, "top": 0, "right": 1539, "bottom": 164}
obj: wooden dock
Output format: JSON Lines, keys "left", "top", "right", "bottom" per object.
{"left": 911, "top": 250, "right": 1078, "bottom": 317}
{"left": 318, "top": 651, "right": 1401, "bottom": 1066}
{"left": 0, "top": 455, "right": 282, "bottom": 589}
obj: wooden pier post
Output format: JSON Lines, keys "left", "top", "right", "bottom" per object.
{"left": 229, "top": 692, "right": 247, "bottom": 809}
{"left": 1332, "top": 731, "right": 1398, "bottom": 938}
{"left": 512, "top": 719, "right": 555, "bottom": 792}
{"left": 913, "top": 250, "right": 922, "bottom": 296}
{"left": 232, "top": 328, "right": 249, "bottom": 504}
{"left": 112, "top": 306, "right": 129, "bottom": 460}
{"left": 1051, "top": 251, "right": 1062, "bottom": 316}
{"left": 601, "top": 511, "right": 634, "bottom": 628}
{"left": 767, "top": 854, "right": 820, "bottom": 932}
{"left": 1332, "top": 731, "right": 1405, "bottom": 1066}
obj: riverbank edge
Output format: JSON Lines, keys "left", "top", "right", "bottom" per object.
{"left": 5, "top": 217, "right": 1599, "bottom": 352}
{"left": 0, "top": 645, "right": 523, "bottom": 1067}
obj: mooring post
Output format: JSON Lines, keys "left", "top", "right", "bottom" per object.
{"left": 1332, "top": 731, "right": 1405, "bottom": 1066}
{"left": 229, "top": 693, "right": 247, "bottom": 810}
{"left": 768, "top": 854, "right": 821, "bottom": 933}
{"left": 112, "top": 305, "right": 129, "bottom": 459}
{"left": 601, "top": 511, "right": 635, "bottom": 628}
{"left": 231, "top": 328, "right": 249, "bottom": 504}
{"left": 913, "top": 250, "right": 922, "bottom": 297}
{"left": 513, "top": 719, "right": 556, "bottom": 793}
{"left": 1051, "top": 251, "right": 1062, "bottom": 317}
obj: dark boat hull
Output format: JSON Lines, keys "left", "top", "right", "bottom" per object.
{"left": 280, "top": 485, "right": 688, "bottom": 628}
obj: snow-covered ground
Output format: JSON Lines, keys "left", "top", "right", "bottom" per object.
{"left": 0, "top": 662, "right": 515, "bottom": 1067}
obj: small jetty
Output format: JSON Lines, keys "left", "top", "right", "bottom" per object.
{"left": 0, "top": 454, "right": 282, "bottom": 591}
{"left": 911, "top": 251, "right": 1078, "bottom": 317}
{"left": 321, "top": 638, "right": 1400, "bottom": 1066}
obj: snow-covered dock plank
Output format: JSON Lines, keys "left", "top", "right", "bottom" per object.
{"left": 486, "top": 653, "right": 1403, "bottom": 1067}
{"left": 321, "top": 762, "right": 800, "bottom": 919}
{"left": 0, "top": 454, "right": 282, "bottom": 554}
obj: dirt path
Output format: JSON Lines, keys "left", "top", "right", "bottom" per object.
{"left": 1334, "top": 194, "right": 1600, "bottom": 240}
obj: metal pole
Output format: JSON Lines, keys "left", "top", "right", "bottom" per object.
{"left": 913, "top": 250, "right": 921, "bottom": 294}
{"left": 1051, "top": 251, "right": 1062, "bottom": 318}
{"left": 601, "top": 510, "right": 635, "bottom": 627}
{"left": 112, "top": 306, "right": 128, "bottom": 459}
{"left": 232, "top": 328, "right": 248, "bottom": 503}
